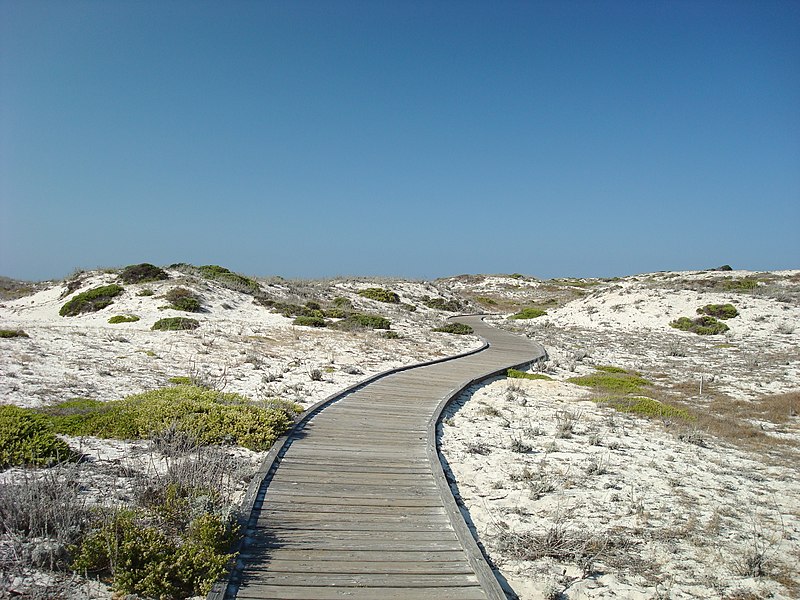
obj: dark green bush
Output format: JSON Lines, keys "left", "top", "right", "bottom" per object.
{"left": 670, "top": 315, "right": 729, "bottom": 335}
{"left": 119, "top": 263, "right": 169, "bottom": 284}
{"left": 165, "top": 287, "right": 201, "bottom": 312}
{"left": 0, "top": 329, "right": 29, "bottom": 338}
{"left": 348, "top": 313, "right": 392, "bottom": 330}
{"left": 59, "top": 284, "right": 124, "bottom": 317}
{"left": 45, "top": 386, "right": 295, "bottom": 451}
{"left": 293, "top": 315, "right": 327, "bottom": 327}
{"left": 509, "top": 307, "right": 547, "bottom": 320}
{"left": 433, "top": 323, "right": 474, "bottom": 335}
{"left": 108, "top": 315, "right": 140, "bottom": 324}
{"left": 357, "top": 288, "right": 400, "bottom": 303}
{"left": 332, "top": 297, "right": 353, "bottom": 309}
{"left": 197, "top": 265, "right": 260, "bottom": 294}
{"left": 322, "top": 307, "right": 348, "bottom": 319}
{"left": 0, "top": 405, "right": 73, "bottom": 468}
{"left": 697, "top": 304, "right": 738, "bottom": 319}
{"left": 152, "top": 317, "right": 200, "bottom": 331}
{"left": 421, "top": 296, "right": 463, "bottom": 312}
{"left": 72, "top": 508, "right": 235, "bottom": 598}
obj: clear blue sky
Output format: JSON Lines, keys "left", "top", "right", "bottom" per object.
{"left": 2, "top": 1, "right": 798, "bottom": 281}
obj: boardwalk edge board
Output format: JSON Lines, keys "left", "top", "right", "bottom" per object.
{"left": 208, "top": 320, "right": 490, "bottom": 600}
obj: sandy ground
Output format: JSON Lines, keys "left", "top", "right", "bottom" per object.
{"left": 2, "top": 267, "right": 798, "bottom": 599}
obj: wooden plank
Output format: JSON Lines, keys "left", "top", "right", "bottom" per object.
{"left": 234, "top": 584, "right": 488, "bottom": 600}
{"left": 239, "top": 572, "right": 480, "bottom": 587}
{"left": 241, "top": 559, "right": 474, "bottom": 574}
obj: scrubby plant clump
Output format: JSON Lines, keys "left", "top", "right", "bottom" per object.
{"left": 0, "top": 405, "right": 73, "bottom": 468}
{"left": 357, "top": 288, "right": 400, "bottom": 303}
{"left": 421, "top": 296, "right": 463, "bottom": 312}
{"left": 567, "top": 368, "right": 651, "bottom": 394}
{"left": 165, "top": 287, "right": 202, "bottom": 312}
{"left": 197, "top": 265, "right": 261, "bottom": 294}
{"left": 433, "top": 322, "right": 474, "bottom": 335}
{"left": 0, "top": 328, "right": 29, "bottom": 338}
{"left": 509, "top": 307, "right": 547, "bottom": 319}
{"left": 108, "top": 315, "right": 140, "bottom": 324}
{"left": 594, "top": 396, "right": 691, "bottom": 420}
{"left": 44, "top": 385, "right": 296, "bottom": 451}
{"left": 152, "top": 317, "right": 200, "bottom": 331}
{"left": 697, "top": 303, "right": 738, "bottom": 319}
{"left": 334, "top": 313, "right": 392, "bottom": 330}
{"left": 59, "top": 284, "right": 124, "bottom": 316}
{"left": 670, "top": 315, "right": 730, "bottom": 335}
{"left": 293, "top": 315, "right": 327, "bottom": 327}
{"left": 119, "top": 263, "right": 169, "bottom": 284}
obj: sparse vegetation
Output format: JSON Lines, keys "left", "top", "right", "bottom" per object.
{"left": 670, "top": 315, "right": 730, "bottom": 335}
{"left": 433, "top": 322, "right": 473, "bottom": 335}
{"left": 508, "top": 368, "right": 552, "bottom": 381}
{"left": 421, "top": 296, "right": 463, "bottom": 312}
{"left": 594, "top": 396, "right": 692, "bottom": 420}
{"left": 334, "top": 313, "right": 392, "bottom": 330}
{"left": 108, "top": 315, "right": 140, "bottom": 324}
{"left": 165, "top": 287, "right": 202, "bottom": 312}
{"left": 43, "top": 385, "right": 296, "bottom": 451}
{"left": 357, "top": 287, "right": 400, "bottom": 303}
{"left": 119, "top": 263, "right": 169, "bottom": 284}
{"left": 697, "top": 303, "right": 738, "bottom": 319}
{"left": 293, "top": 315, "right": 327, "bottom": 327}
{"left": 0, "top": 328, "right": 29, "bottom": 338}
{"left": 197, "top": 264, "right": 260, "bottom": 294}
{"left": 0, "top": 405, "right": 73, "bottom": 468}
{"left": 59, "top": 284, "right": 124, "bottom": 317}
{"left": 509, "top": 307, "right": 547, "bottom": 319}
{"left": 567, "top": 368, "right": 651, "bottom": 394}
{"left": 152, "top": 317, "right": 200, "bottom": 331}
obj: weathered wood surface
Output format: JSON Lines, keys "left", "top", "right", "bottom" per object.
{"left": 215, "top": 316, "right": 545, "bottom": 599}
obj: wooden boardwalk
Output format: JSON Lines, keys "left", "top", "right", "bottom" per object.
{"left": 213, "top": 316, "right": 545, "bottom": 600}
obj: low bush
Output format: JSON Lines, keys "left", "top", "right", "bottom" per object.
{"left": 508, "top": 368, "right": 552, "bottom": 381}
{"left": 697, "top": 303, "right": 738, "bottom": 319}
{"left": 0, "top": 405, "right": 73, "bottom": 468}
{"left": 670, "top": 315, "right": 729, "bottom": 335}
{"left": 594, "top": 396, "right": 692, "bottom": 420}
{"left": 335, "top": 313, "right": 392, "bottom": 330}
{"left": 509, "top": 307, "right": 547, "bottom": 320}
{"left": 108, "top": 315, "right": 140, "bottom": 324}
{"left": 197, "top": 265, "right": 260, "bottom": 294}
{"left": 382, "top": 330, "right": 401, "bottom": 339}
{"left": 152, "top": 317, "right": 200, "bottom": 331}
{"left": 165, "top": 287, "right": 202, "bottom": 312}
{"left": 0, "top": 328, "right": 29, "bottom": 338}
{"left": 332, "top": 296, "right": 353, "bottom": 309}
{"left": 119, "top": 263, "right": 169, "bottom": 284}
{"left": 433, "top": 322, "right": 474, "bottom": 335}
{"left": 322, "top": 307, "right": 348, "bottom": 319}
{"left": 293, "top": 315, "right": 327, "bottom": 327}
{"left": 421, "top": 296, "right": 463, "bottom": 312}
{"left": 44, "top": 385, "right": 295, "bottom": 451}
{"left": 567, "top": 369, "right": 651, "bottom": 394}
{"left": 59, "top": 284, "right": 124, "bottom": 317}
{"left": 137, "top": 288, "right": 155, "bottom": 297}
{"left": 357, "top": 288, "right": 400, "bottom": 303}
{"left": 722, "top": 277, "right": 760, "bottom": 292}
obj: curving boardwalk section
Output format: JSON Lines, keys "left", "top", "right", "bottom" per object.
{"left": 216, "top": 316, "right": 544, "bottom": 600}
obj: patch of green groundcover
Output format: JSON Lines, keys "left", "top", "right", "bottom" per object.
{"left": 432, "top": 322, "right": 473, "bottom": 335}
{"left": 509, "top": 307, "right": 547, "bottom": 320}
{"left": 0, "top": 329, "right": 29, "bottom": 338}
{"left": 670, "top": 315, "right": 729, "bottom": 335}
{"left": 119, "top": 263, "right": 169, "bottom": 284}
{"left": 507, "top": 368, "right": 552, "bottom": 381}
{"left": 60, "top": 285, "right": 124, "bottom": 316}
{"left": 43, "top": 385, "right": 297, "bottom": 451}
{"left": 293, "top": 315, "right": 327, "bottom": 327}
{"left": 0, "top": 405, "right": 74, "bottom": 468}
{"left": 108, "top": 315, "right": 140, "bottom": 324}
{"left": 333, "top": 313, "right": 392, "bottom": 330}
{"left": 594, "top": 396, "right": 692, "bottom": 420}
{"left": 697, "top": 303, "right": 738, "bottom": 319}
{"left": 567, "top": 368, "right": 651, "bottom": 394}
{"left": 152, "top": 317, "right": 200, "bottom": 331}
{"left": 357, "top": 288, "right": 400, "bottom": 303}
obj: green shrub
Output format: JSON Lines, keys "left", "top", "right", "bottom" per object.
{"left": 152, "top": 317, "right": 200, "bottom": 331}
{"left": 475, "top": 296, "right": 498, "bottom": 306}
{"left": 382, "top": 330, "right": 401, "bottom": 339}
{"left": 594, "top": 396, "right": 691, "bottom": 420}
{"left": 168, "top": 376, "right": 193, "bottom": 386}
{"left": 334, "top": 313, "right": 392, "bottom": 330}
{"left": 0, "top": 329, "right": 29, "bottom": 338}
{"left": 197, "top": 265, "right": 260, "bottom": 294}
{"left": 507, "top": 369, "right": 552, "bottom": 381}
{"left": 509, "top": 307, "right": 547, "bottom": 320}
{"left": 322, "top": 307, "right": 348, "bottom": 319}
{"left": 72, "top": 509, "right": 235, "bottom": 598}
{"left": 357, "top": 288, "right": 400, "bottom": 303}
{"left": 137, "top": 288, "right": 155, "bottom": 297}
{"left": 293, "top": 315, "right": 327, "bottom": 327}
{"left": 567, "top": 369, "right": 651, "bottom": 394}
{"left": 45, "top": 385, "right": 295, "bottom": 451}
{"left": 0, "top": 405, "right": 73, "bottom": 468}
{"left": 670, "top": 315, "right": 729, "bottom": 335}
{"left": 433, "top": 323, "right": 474, "bottom": 335}
{"left": 60, "top": 285, "right": 124, "bottom": 316}
{"left": 119, "top": 263, "right": 169, "bottom": 284}
{"left": 165, "top": 287, "right": 201, "bottom": 312}
{"left": 697, "top": 303, "right": 738, "bottom": 319}
{"left": 332, "top": 297, "right": 353, "bottom": 309}
{"left": 722, "top": 278, "right": 759, "bottom": 292}
{"left": 108, "top": 315, "right": 140, "bottom": 324}
{"left": 421, "top": 296, "right": 463, "bottom": 312}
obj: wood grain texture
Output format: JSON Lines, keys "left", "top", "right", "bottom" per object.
{"left": 209, "top": 316, "right": 545, "bottom": 600}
